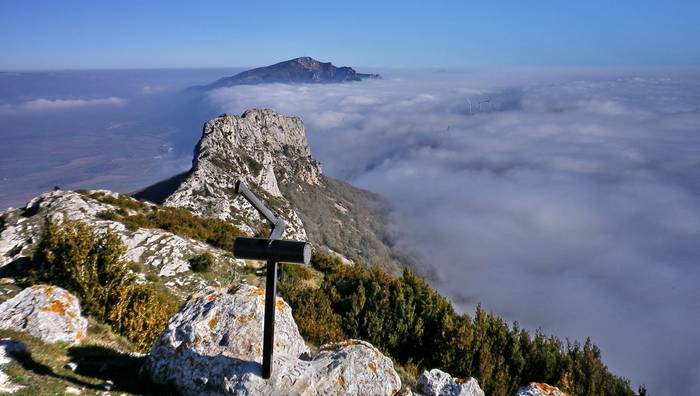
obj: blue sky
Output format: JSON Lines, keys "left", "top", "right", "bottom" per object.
{"left": 1, "top": 0, "right": 699, "bottom": 70}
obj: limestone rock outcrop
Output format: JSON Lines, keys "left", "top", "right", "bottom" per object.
{"left": 516, "top": 382, "right": 570, "bottom": 396}
{"left": 416, "top": 368, "right": 484, "bottom": 396}
{"left": 0, "top": 285, "right": 87, "bottom": 344}
{"left": 144, "top": 283, "right": 401, "bottom": 395}
{"left": 161, "top": 109, "right": 319, "bottom": 240}
{"left": 0, "top": 189, "right": 243, "bottom": 297}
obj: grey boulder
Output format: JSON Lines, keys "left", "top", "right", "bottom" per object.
{"left": 516, "top": 382, "right": 570, "bottom": 396}
{"left": 144, "top": 283, "right": 401, "bottom": 395}
{"left": 416, "top": 368, "right": 484, "bottom": 396}
{"left": 0, "top": 285, "right": 87, "bottom": 344}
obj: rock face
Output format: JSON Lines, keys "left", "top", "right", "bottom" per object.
{"left": 0, "top": 285, "right": 87, "bottom": 344}
{"left": 0, "top": 339, "right": 26, "bottom": 393}
{"left": 145, "top": 283, "right": 401, "bottom": 395}
{"left": 416, "top": 369, "right": 484, "bottom": 396}
{"left": 516, "top": 383, "right": 570, "bottom": 396}
{"left": 136, "top": 109, "right": 405, "bottom": 273}
{"left": 160, "top": 109, "right": 317, "bottom": 240}
{"left": 0, "top": 189, "right": 243, "bottom": 297}
{"left": 202, "top": 57, "right": 380, "bottom": 89}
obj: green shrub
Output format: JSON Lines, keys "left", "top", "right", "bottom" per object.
{"left": 309, "top": 249, "right": 344, "bottom": 272}
{"left": 108, "top": 282, "right": 176, "bottom": 350}
{"left": 279, "top": 253, "right": 636, "bottom": 396}
{"left": 86, "top": 192, "right": 148, "bottom": 211}
{"left": 94, "top": 199, "right": 244, "bottom": 251}
{"left": 189, "top": 252, "right": 214, "bottom": 273}
{"left": 129, "top": 261, "right": 144, "bottom": 273}
{"left": 145, "top": 273, "right": 160, "bottom": 283}
{"left": 33, "top": 219, "right": 179, "bottom": 351}
{"left": 278, "top": 260, "right": 344, "bottom": 344}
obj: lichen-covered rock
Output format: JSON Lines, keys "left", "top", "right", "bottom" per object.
{"left": 416, "top": 369, "right": 484, "bottom": 396}
{"left": 0, "top": 339, "right": 26, "bottom": 393}
{"left": 145, "top": 283, "right": 402, "bottom": 395}
{"left": 0, "top": 285, "right": 87, "bottom": 344}
{"left": 304, "top": 339, "right": 401, "bottom": 396}
{"left": 516, "top": 382, "right": 570, "bottom": 396}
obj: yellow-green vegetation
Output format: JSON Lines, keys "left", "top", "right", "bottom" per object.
{"left": 279, "top": 251, "right": 637, "bottom": 396}
{"left": 394, "top": 360, "right": 420, "bottom": 391}
{"left": 189, "top": 252, "right": 214, "bottom": 273}
{"left": 82, "top": 190, "right": 245, "bottom": 250}
{"left": 0, "top": 320, "right": 163, "bottom": 395}
{"left": 32, "top": 219, "right": 179, "bottom": 351}
{"left": 279, "top": 262, "right": 344, "bottom": 343}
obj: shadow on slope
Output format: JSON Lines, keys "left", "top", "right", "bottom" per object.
{"left": 131, "top": 171, "right": 190, "bottom": 204}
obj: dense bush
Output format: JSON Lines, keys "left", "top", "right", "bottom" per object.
{"left": 279, "top": 266, "right": 344, "bottom": 344}
{"left": 280, "top": 251, "right": 637, "bottom": 396}
{"left": 189, "top": 252, "right": 214, "bottom": 273}
{"left": 99, "top": 206, "right": 244, "bottom": 250}
{"left": 86, "top": 191, "right": 245, "bottom": 251}
{"left": 33, "top": 219, "right": 179, "bottom": 351}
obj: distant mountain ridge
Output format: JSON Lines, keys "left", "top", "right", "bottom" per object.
{"left": 199, "top": 57, "right": 380, "bottom": 90}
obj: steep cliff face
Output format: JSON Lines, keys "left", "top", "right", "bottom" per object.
{"left": 158, "top": 109, "right": 316, "bottom": 241}
{"left": 137, "top": 109, "right": 403, "bottom": 272}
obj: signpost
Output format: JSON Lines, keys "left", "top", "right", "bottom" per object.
{"left": 232, "top": 180, "right": 311, "bottom": 379}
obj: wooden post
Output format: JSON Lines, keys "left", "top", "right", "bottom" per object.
{"left": 262, "top": 260, "right": 278, "bottom": 379}
{"left": 232, "top": 180, "right": 310, "bottom": 380}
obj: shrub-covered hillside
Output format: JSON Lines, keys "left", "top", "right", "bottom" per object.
{"left": 32, "top": 219, "right": 180, "bottom": 351}
{"left": 279, "top": 251, "right": 640, "bottom": 396}
{"left": 0, "top": 189, "right": 642, "bottom": 395}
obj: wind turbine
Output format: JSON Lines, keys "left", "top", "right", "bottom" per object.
{"left": 466, "top": 97, "right": 473, "bottom": 114}
{"left": 478, "top": 97, "right": 492, "bottom": 112}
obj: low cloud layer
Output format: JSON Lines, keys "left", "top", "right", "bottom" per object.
{"left": 0, "top": 96, "right": 126, "bottom": 115}
{"left": 208, "top": 70, "right": 700, "bottom": 395}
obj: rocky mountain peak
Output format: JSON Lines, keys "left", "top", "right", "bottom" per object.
{"left": 292, "top": 56, "right": 322, "bottom": 68}
{"left": 201, "top": 57, "right": 380, "bottom": 89}
{"left": 196, "top": 108, "right": 317, "bottom": 177}
{"left": 155, "top": 109, "right": 321, "bottom": 239}
{"left": 135, "top": 108, "right": 403, "bottom": 271}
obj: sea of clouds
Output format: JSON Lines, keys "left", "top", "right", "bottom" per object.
{"left": 2, "top": 67, "right": 699, "bottom": 395}
{"left": 207, "top": 69, "right": 700, "bottom": 395}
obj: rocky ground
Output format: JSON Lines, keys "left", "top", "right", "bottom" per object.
{"left": 0, "top": 275, "right": 572, "bottom": 395}
{"left": 0, "top": 189, "right": 249, "bottom": 299}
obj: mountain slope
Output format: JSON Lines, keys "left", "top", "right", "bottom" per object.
{"left": 200, "top": 57, "right": 380, "bottom": 90}
{"left": 135, "top": 109, "right": 403, "bottom": 273}
{"left": 0, "top": 109, "right": 637, "bottom": 396}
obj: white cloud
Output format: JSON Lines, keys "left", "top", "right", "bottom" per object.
{"left": 0, "top": 96, "right": 126, "bottom": 114}
{"left": 207, "top": 70, "right": 700, "bottom": 395}
{"left": 142, "top": 85, "right": 164, "bottom": 95}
